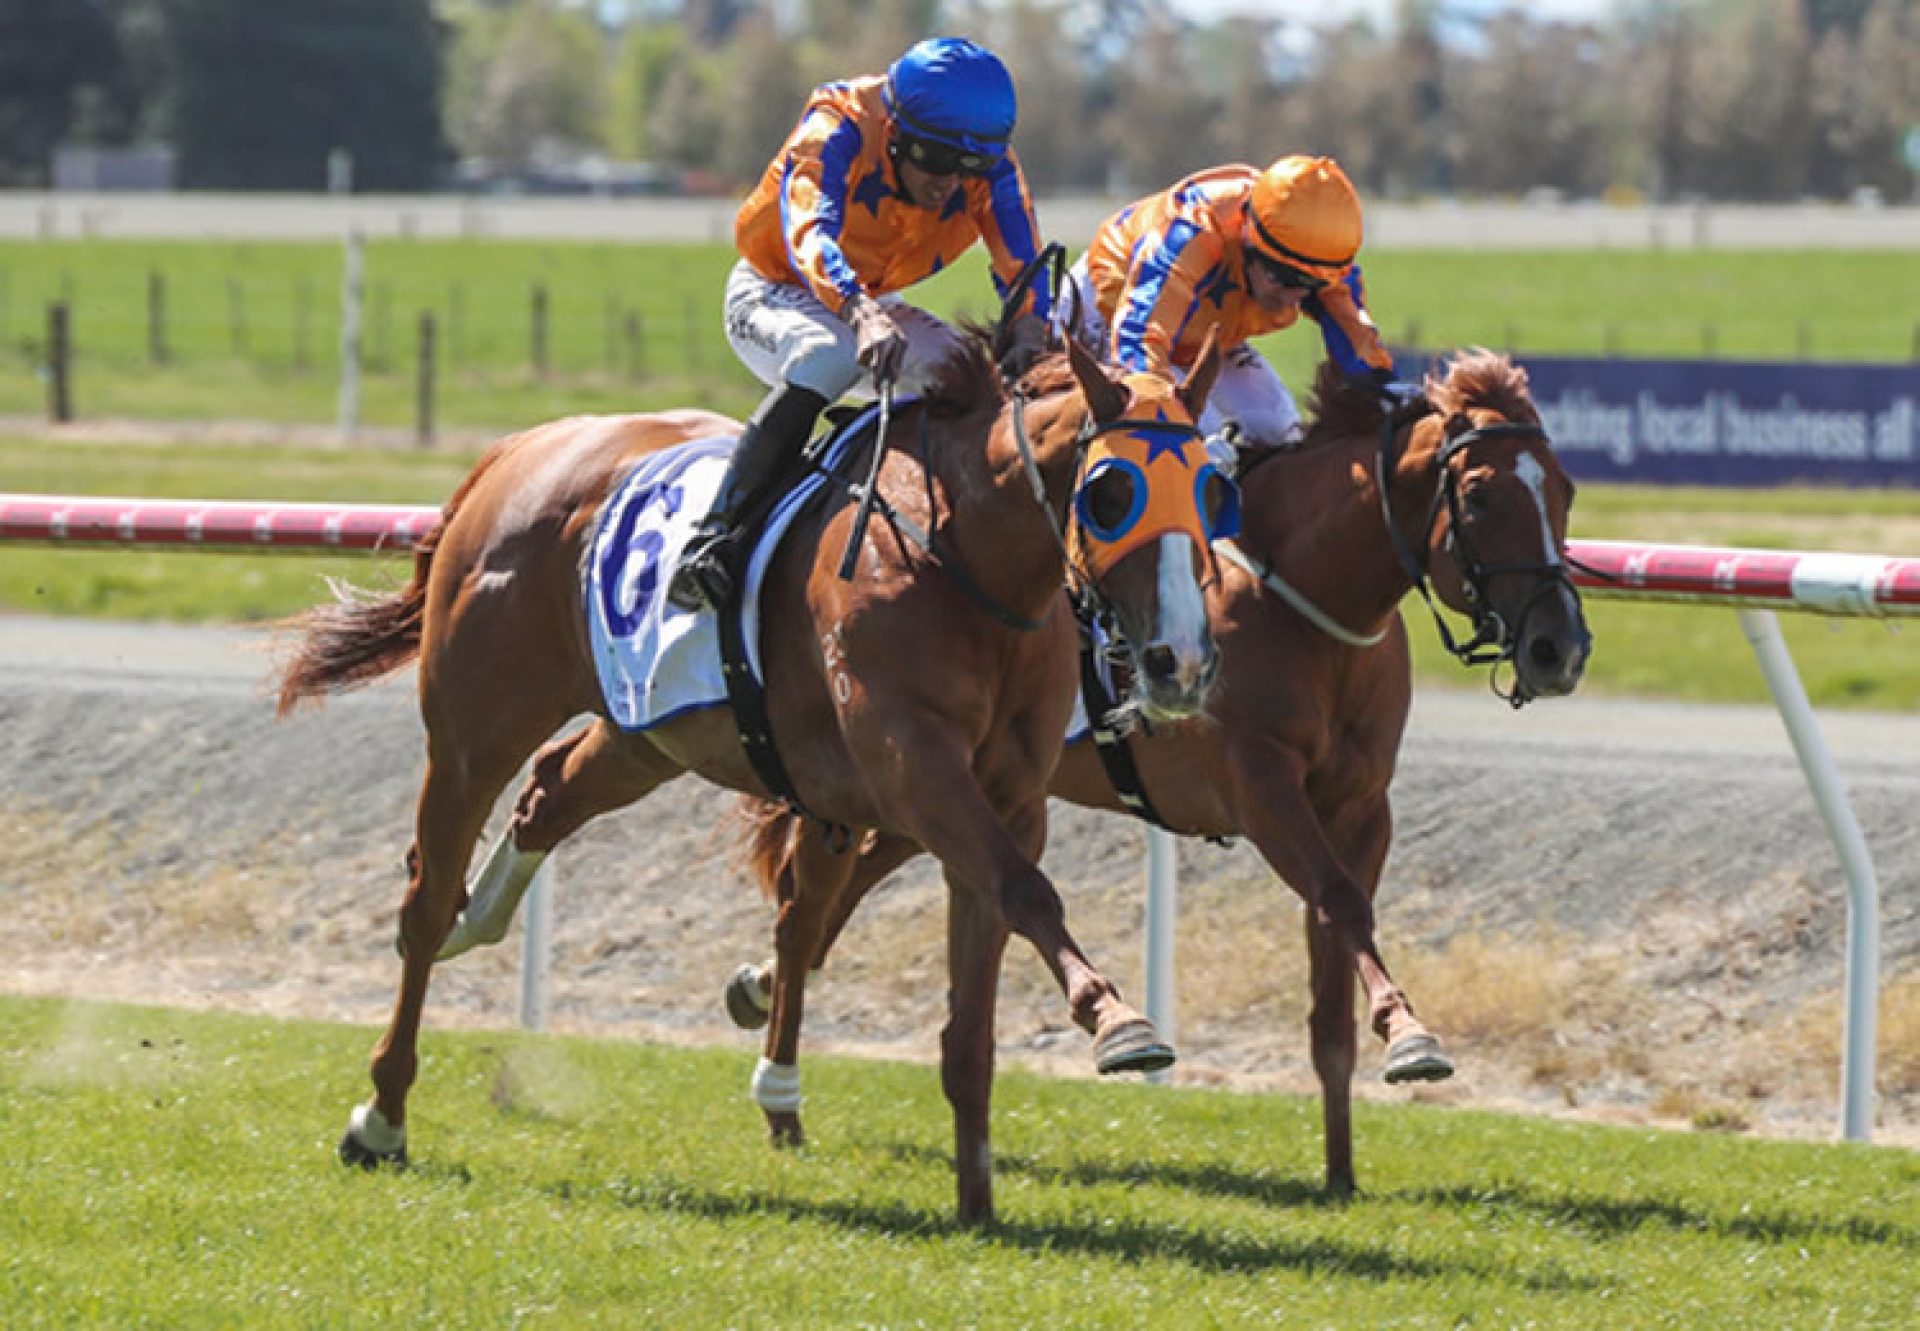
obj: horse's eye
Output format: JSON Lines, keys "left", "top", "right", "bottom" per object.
{"left": 1084, "top": 468, "right": 1137, "bottom": 534}
{"left": 1462, "top": 483, "right": 1491, "bottom": 514}
{"left": 1076, "top": 461, "right": 1143, "bottom": 541}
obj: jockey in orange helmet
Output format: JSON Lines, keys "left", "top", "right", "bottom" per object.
{"left": 1069, "top": 155, "right": 1417, "bottom": 459}
{"left": 670, "top": 37, "right": 1052, "bottom": 613}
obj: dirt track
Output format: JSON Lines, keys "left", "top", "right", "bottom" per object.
{"left": 1, "top": 615, "right": 1914, "bottom": 1149}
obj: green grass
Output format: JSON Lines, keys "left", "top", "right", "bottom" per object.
{"left": 2, "top": 996, "right": 1913, "bottom": 1328}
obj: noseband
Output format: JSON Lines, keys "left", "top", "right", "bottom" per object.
{"left": 1377, "top": 410, "right": 1577, "bottom": 707}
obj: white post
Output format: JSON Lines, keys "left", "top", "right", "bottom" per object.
{"left": 1737, "top": 608, "right": 1878, "bottom": 1142}
{"left": 1142, "top": 826, "right": 1177, "bottom": 1086}
{"left": 519, "top": 860, "right": 554, "bottom": 1032}
{"left": 337, "top": 227, "right": 364, "bottom": 441}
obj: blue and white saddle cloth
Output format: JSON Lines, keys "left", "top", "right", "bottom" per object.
{"left": 584, "top": 411, "right": 876, "bottom": 731}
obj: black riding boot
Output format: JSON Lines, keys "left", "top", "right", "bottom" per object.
{"left": 668, "top": 384, "right": 829, "bottom": 612}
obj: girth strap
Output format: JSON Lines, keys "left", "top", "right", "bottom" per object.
{"left": 717, "top": 591, "right": 827, "bottom": 829}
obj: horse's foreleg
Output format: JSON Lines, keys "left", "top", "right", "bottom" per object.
{"left": 877, "top": 732, "right": 1169, "bottom": 1076}
{"left": 1330, "top": 799, "right": 1453, "bottom": 1086}
{"left": 1302, "top": 907, "right": 1361, "bottom": 1196}
{"left": 942, "top": 878, "right": 1010, "bottom": 1226}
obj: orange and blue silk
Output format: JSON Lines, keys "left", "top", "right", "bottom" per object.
{"left": 1083, "top": 165, "right": 1391, "bottom": 382}
{"left": 734, "top": 78, "right": 1051, "bottom": 322}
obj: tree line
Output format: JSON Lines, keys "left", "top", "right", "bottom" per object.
{"left": 4, "top": 0, "right": 1917, "bottom": 203}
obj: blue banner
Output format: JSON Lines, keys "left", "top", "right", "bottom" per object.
{"left": 1398, "top": 354, "right": 1920, "bottom": 488}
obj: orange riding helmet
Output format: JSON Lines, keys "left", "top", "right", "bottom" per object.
{"left": 1245, "top": 155, "right": 1364, "bottom": 280}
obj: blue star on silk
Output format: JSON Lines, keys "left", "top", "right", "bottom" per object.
{"left": 1195, "top": 265, "right": 1236, "bottom": 310}
{"left": 851, "top": 170, "right": 893, "bottom": 217}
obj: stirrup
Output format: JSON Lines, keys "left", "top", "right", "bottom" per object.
{"left": 668, "top": 532, "right": 739, "bottom": 612}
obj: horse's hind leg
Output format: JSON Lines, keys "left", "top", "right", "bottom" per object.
{"left": 347, "top": 734, "right": 548, "bottom": 1166}
{"left": 441, "top": 719, "right": 679, "bottom": 958}
{"left": 347, "top": 717, "right": 679, "bottom": 1167}
{"left": 754, "top": 822, "right": 850, "bottom": 1147}
{"left": 726, "top": 831, "right": 922, "bottom": 1029}
{"left": 750, "top": 826, "right": 931, "bottom": 1146}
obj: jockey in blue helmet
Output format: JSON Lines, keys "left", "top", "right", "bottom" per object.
{"left": 669, "top": 37, "right": 1050, "bottom": 613}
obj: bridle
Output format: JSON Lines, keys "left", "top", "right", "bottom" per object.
{"left": 1377, "top": 406, "right": 1578, "bottom": 707}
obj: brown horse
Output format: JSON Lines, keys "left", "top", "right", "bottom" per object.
{"left": 727, "top": 349, "right": 1591, "bottom": 1195}
{"left": 275, "top": 330, "right": 1231, "bottom": 1223}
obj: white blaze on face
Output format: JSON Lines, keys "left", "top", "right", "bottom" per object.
{"left": 1515, "top": 453, "right": 1562, "bottom": 566}
{"left": 1155, "top": 533, "right": 1210, "bottom": 685}
{"left": 1515, "top": 451, "right": 1583, "bottom": 626}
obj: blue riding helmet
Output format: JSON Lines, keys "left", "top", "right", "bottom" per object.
{"left": 883, "top": 37, "right": 1017, "bottom": 158}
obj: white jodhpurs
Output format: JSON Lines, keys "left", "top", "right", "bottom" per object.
{"left": 722, "top": 259, "right": 965, "bottom": 400}
{"left": 1062, "top": 256, "right": 1302, "bottom": 449}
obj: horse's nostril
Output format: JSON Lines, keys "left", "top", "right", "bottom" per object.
{"left": 1140, "top": 644, "right": 1177, "bottom": 680}
{"left": 1528, "top": 636, "right": 1562, "bottom": 671}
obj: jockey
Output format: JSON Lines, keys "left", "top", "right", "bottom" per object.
{"left": 669, "top": 36, "right": 1053, "bottom": 612}
{"left": 1069, "top": 155, "right": 1419, "bottom": 461}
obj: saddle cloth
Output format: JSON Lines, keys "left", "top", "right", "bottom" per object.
{"left": 584, "top": 412, "right": 874, "bottom": 731}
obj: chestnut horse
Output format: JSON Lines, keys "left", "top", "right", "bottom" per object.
{"left": 275, "top": 330, "right": 1232, "bottom": 1223}
{"left": 727, "top": 349, "right": 1591, "bottom": 1195}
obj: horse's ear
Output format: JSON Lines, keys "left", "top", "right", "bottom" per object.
{"left": 1067, "top": 335, "right": 1127, "bottom": 423}
{"left": 1181, "top": 329, "right": 1222, "bottom": 420}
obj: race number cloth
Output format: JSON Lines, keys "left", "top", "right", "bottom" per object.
{"left": 585, "top": 413, "right": 872, "bottom": 730}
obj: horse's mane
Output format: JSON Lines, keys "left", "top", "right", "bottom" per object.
{"left": 1298, "top": 361, "right": 1389, "bottom": 447}
{"left": 921, "top": 323, "right": 1008, "bottom": 423}
{"left": 921, "top": 321, "right": 1083, "bottom": 425}
{"left": 1296, "top": 346, "right": 1538, "bottom": 449}
{"left": 1424, "top": 347, "right": 1539, "bottom": 424}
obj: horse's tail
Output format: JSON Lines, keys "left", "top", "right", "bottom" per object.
{"left": 738, "top": 797, "right": 801, "bottom": 903}
{"left": 273, "top": 546, "right": 432, "bottom": 715}
{"left": 273, "top": 442, "right": 506, "bottom": 715}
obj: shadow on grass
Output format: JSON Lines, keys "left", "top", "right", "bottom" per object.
{"left": 556, "top": 1169, "right": 1600, "bottom": 1292}
{"left": 883, "top": 1140, "right": 1329, "bottom": 1211}
{"left": 1396, "top": 1181, "right": 1920, "bottom": 1251}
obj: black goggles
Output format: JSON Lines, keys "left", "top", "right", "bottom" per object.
{"left": 899, "top": 135, "right": 997, "bottom": 178}
{"left": 1250, "top": 251, "right": 1327, "bottom": 292}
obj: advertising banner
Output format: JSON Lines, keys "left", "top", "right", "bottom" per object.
{"left": 1398, "top": 354, "right": 1920, "bottom": 487}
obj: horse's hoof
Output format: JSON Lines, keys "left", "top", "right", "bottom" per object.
{"left": 338, "top": 1128, "right": 408, "bottom": 1170}
{"left": 1383, "top": 1032, "right": 1455, "bottom": 1085}
{"left": 723, "top": 963, "right": 770, "bottom": 1031}
{"left": 766, "top": 1111, "right": 804, "bottom": 1149}
{"left": 339, "top": 1103, "right": 408, "bottom": 1169}
{"left": 1094, "top": 1018, "right": 1175, "bottom": 1075}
